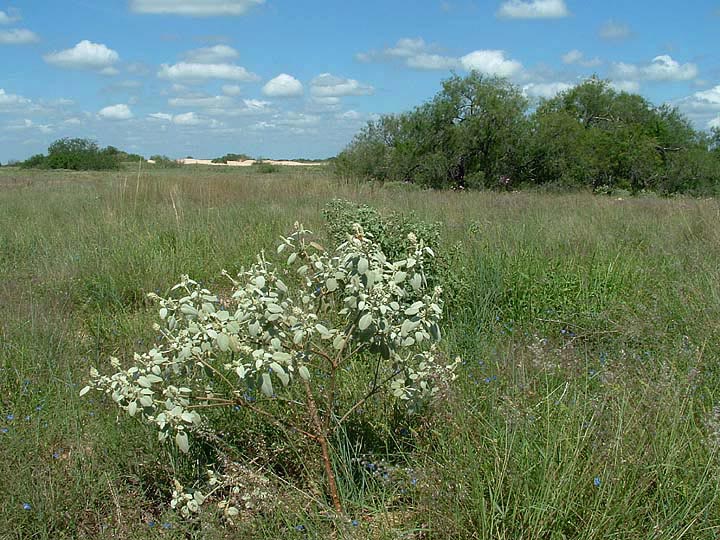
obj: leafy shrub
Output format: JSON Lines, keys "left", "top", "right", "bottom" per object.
{"left": 82, "top": 221, "right": 460, "bottom": 518}
{"left": 212, "top": 153, "right": 252, "bottom": 164}
{"left": 322, "top": 199, "right": 470, "bottom": 313}
{"left": 149, "top": 155, "right": 181, "bottom": 168}
{"left": 20, "top": 154, "right": 47, "bottom": 169}
{"left": 323, "top": 199, "right": 440, "bottom": 264}
{"left": 254, "top": 162, "right": 280, "bottom": 174}
{"left": 21, "top": 138, "right": 122, "bottom": 171}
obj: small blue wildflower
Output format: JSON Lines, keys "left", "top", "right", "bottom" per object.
{"left": 6, "top": 414, "right": 14, "bottom": 421}
{"left": 24, "top": 416, "right": 31, "bottom": 421}
{"left": 351, "top": 519, "right": 359, "bottom": 527}
{"left": 1, "top": 427, "right": 8, "bottom": 434}
{"left": 148, "top": 521, "right": 155, "bottom": 527}
{"left": 588, "top": 369, "right": 596, "bottom": 376}
{"left": 295, "top": 524, "right": 306, "bottom": 532}
{"left": 22, "top": 503, "right": 31, "bottom": 511}
{"left": 162, "top": 522, "right": 172, "bottom": 529}
{"left": 593, "top": 476, "right": 601, "bottom": 487}
{"left": 410, "top": 477, "right": 417, "bottom": 486}
{"left": 35, "top": 405, "right": 42, "bottom": 411}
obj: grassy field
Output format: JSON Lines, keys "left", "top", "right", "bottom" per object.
{"left": 1, "top": 164, "right": 719, "bottom": 539}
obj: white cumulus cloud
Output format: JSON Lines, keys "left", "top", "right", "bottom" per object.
{"left": 676, "top": 85, "right": 720, "bottom": 129}
{"left": 357, "top": 37, "right": 456, "bottom": 71}
{"left": 158, "top": 62, "right": 259, "bottom": 82}
{"left": 149, "top": 112, "right": 173, "bottom": 121}
{"left": 222, "top": 84, "right": 242, "bottom": 96}
{"left": 169, "top": 95, "right": 234, "bottom": 108}
{"left": 98, "top": 104, "right": 133, "bottom": 120}
{"left": 262, "top": 74, "right": 303, "bottom": 97}
{"left": 407, "top": 54, "right": 459, "bottom": 70}
{"left": 310, "top": 73, "right": 374, "bottom": 98}
{"left": 242, "top": 98, "right": 271, "bottom": 111}
{"left": 183, "top": 45, "right": 239, "bottom": 63}
{"left": 609, "top": 80, "right": 640, "bottom": 93}
{"left": 336, "top": 110, "right": 362, "bottom": 121}
{"left": 460, "top": 50, "right": 523, "bottom": 77}
{"left": 172, "top": 112, "right": 202, "bottom": 125}
{"left": 385, "top": 37, "right": 428, "bottom": 58}
{"left": 0, "top": 29, "right": 39, "bottom": 44}
{"left": 561, "top": 49, "right": 602, "bottom": 68}
{"left": 130, "top": 0, "right": 264, "bottom": 16}
{"left": 522, "top": 82, "right": 573, "bottom": 98}
{"left": 0, "top": 9, "right": 20, "bottom": 24}
{"left": 612, "top": 55, "right": 698, "bottom": 82}
{"left": 0, "top": 88, "right": 31, "bottom": 111}
{"left": 497, "top": 0, "right": 569, "bottom": 19}
{"left": 44, "top": 40, "right": 120, "bottom": 72}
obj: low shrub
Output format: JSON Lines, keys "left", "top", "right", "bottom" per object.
{"left": 81, "top": 221, "right": 460, "bottom": 519}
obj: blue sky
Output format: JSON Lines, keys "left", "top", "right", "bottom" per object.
{"left": 1, "top": 0, "right": 719, "bottom": 162}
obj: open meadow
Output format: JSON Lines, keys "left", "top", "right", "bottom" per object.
{"left": 1, "top": 164, "right": 720, "bottom": 539}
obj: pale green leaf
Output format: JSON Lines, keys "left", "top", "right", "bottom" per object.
{"left": 217, "top": 333, "right": 230, "bottom": 352}
{"left": 261, "top": 373, "right": 274, "bottom": 397}
{"left": 359, "top": 313, "right": 373, "bottom": 331}
{"left": 270, "top": 362, "right": 290, "bottom": 386}
{"left": 298, "top": 365, "right": 311, "bottom": 381}
{"left": 176, "top": 431, "right": 189, "bottom": 453}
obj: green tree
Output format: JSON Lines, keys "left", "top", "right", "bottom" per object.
{"left": 336, "top": 73, "right": 528, "bottom": 189}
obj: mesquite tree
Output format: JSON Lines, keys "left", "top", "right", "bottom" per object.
{"left": 82, "top": 223, "right": 459, "bottom": 516}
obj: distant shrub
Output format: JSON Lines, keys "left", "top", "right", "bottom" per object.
{"left": 21, "top": 153, "right": 49, "bottom": 169}
{"left": 212, "top": 153, "right": 251, "bottom": 164}
{"left": 149, "top": 155, "right": 181, "bottom": 168}
{"left": 254, "top": 162, "right": 280, "bottom": 174}
{"left": 21, "top": 138, "right": 121, "bottom": 171}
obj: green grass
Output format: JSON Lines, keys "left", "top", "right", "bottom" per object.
{"left": 1, "top": 165, "right": 719, "bottom": 539}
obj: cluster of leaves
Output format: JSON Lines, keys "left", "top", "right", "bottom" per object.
{"left": 212, "top": 152, "right": 252, "bottom": 164}
{"left": 336, "top": 74, "right": 720, "bottom": 195}
{"left": 21, "top": 138, "right": 125, "bottom": 171}
{"left": 82, "top": 221, "right": 460, "bottom": 517}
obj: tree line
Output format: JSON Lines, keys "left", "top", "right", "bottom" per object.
{"left": 20, "top": 138, "right": 144, "bottom": 171}
{"left": 335, "top": 74, "right": 720, "bottom": 195}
